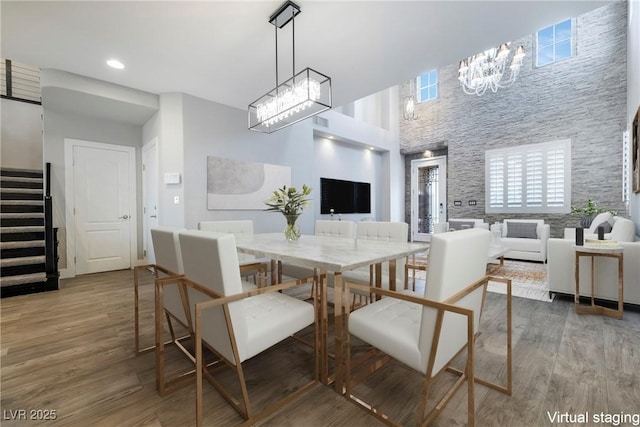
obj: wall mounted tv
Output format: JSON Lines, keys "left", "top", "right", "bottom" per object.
{"left": 320, "top": 177, "right": 371, "bottom": 214}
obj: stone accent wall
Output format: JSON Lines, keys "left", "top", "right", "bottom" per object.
{"left": 400, "top": 2, "right": 627, "bottom": 238}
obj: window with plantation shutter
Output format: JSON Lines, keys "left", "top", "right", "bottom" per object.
{"left": 546, "top": 148, "right": 565, "bottom": 207}
{"left": 507, "top": 154, "right": 522, "bottom": 207}
{"left": 488, "top": 155, "right": 504, "bottom": 208}
{"left": 526, "top": 152, "right": 543, "bottom": 207}
{"left": 485, "top": 139, "right": 571, "bottom": 213}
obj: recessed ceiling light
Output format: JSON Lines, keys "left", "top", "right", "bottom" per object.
{"left": 106, "top": 59, "right": 125, "bottom": 69}
{"left": 328, "top": 136, "right": 334, "bottom": 139}
{"left": 369, "top": 147, "right": 375, "bottom": 151}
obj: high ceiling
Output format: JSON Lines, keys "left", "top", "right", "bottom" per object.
{"left": 2, "top": 1, "right": 613, "bottom": 115}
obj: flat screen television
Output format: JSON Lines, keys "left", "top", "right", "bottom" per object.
{"left": 320, "top": 177, "right": 371, "bottom": 214}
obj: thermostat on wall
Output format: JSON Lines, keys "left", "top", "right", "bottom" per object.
{"left": 164, "top": 172, "right": 181, "bottom": 184}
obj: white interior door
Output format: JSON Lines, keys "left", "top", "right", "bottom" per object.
{"left": 411, "top": 156, "right": 447, "bottom": 242}
{"left": 73, "top": 144, "right": 133, "bottom": 274}
{"left": 142, "top": 139, "right": 158, "bottom": 264}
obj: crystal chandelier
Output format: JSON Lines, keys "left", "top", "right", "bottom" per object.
{"left": 458, "top": 43, "right": 525, "bottom": 96}
{"left": 248, "top": 1, "right": 332, "bottom": 133}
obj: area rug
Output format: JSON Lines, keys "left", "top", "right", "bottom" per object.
{"left": 410, "top": 257, "right": 553, "bottom": 302}
{"left": 486, "top": 260, "right": 553, "bottom": 302}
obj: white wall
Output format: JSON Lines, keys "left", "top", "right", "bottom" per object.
{"left": 157, "top": 93, "right": 185, "bottom": 228}
{"left": 180, "top": 93, "right": 316, "bottom": 234}
{"left": 313, "top": 136, "right": 383, "bottom": 221}
{"left": 1, "top": 98, "right": 42, "bottom": 170}
{"left": 44, "top": 80, "right": 404, "bottom": 268}
{"left": 174, "top": 92, "right": 401, "bottom": 235}
{"left": 42, "top": 108, "right": 143, "bottom": 267}
{"left": 312, "top": 86, "right": 404, "bottom": 222}
{"left": 628, "top": 0, "right": 640, "bottom": 236}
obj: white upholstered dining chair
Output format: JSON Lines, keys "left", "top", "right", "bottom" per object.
{"left": 198, "top": 220, "right": 270, "bottom": 285}
{"left": 153, "top": 228, "right": 260, "bottom": 395}
{"left": 176, "top": 230, "right": 318, "bottom": 426}
{"left": 133, "top": 226, "right": 189, "bottom": 355}
{"left": 343, "top": 221, "right": 409, "bottom": 308}
{"left": 343, "top": 228, "right": 512, "bottom": 426}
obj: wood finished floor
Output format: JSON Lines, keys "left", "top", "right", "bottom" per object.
{"left": 1, "top": 269, "right": 639, "bottom": 426}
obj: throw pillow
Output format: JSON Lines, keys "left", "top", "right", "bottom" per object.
{"left": 448, "top": 220, "right": 475, "bottom": 231}
{"left": 595, "top": 221, "right": 612, "bottom": 233}
{"left": 506, "top": 222, "right": 538, "bottom": 239}
{"left": 587, "top": 212, "right": 613, "bottom": 234}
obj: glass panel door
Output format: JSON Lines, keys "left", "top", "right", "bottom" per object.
{"left": 411, "top": 156, "right": 447, "bottom": 242}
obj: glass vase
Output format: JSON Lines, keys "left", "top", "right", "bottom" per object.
{"left": 284, "top": 214, "right": 301, "bottom": 242}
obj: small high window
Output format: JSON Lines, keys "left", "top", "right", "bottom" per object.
{"left": 536, "top": 18, "right": 573, "bottom": 67}
{"left": 417, "top": 70, "right": 438, "bottom": 102}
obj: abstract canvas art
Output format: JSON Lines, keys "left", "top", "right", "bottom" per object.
{"left": 207, "top": 156, "right": 291, "bottom": 210}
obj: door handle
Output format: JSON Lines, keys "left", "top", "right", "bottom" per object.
{"left": 149, "top": 215, "right": 157, "bottom": 218}
{"left": 119, "top": 215, "right": 129, "bottom": 220}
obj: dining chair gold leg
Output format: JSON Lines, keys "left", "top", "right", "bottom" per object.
{"left": 165, "top": 312, "right": 177, "bottom": 342}
{"left": 134, "top": 263, "right": 158, "bottom": 355}
{"left": 155, "top": 278, "right": 164, "bottom": 393}
{"left": 195, "top": 305, "right": 204, "bottom": 427}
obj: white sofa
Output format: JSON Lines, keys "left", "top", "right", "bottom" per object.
{"left": 563, "top": 214, "right": 637, "bottom": 242}
{"left": 434, "top": 218, "right": 489, "bottom": 233}
{"left": 493, "top": 219, "right": 550, "bottom": 262}
{"left": 548, "top": 239, "right": 640, "bottom": 305}
{"left": 548, "top": 216, "right": 639, "bottom": 305}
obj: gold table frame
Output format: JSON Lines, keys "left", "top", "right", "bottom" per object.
{"left": 573, "top": 245, "right": 624, "bottom": 319}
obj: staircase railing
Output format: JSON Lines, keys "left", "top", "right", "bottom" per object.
{"left": 44, "top": 163, "right": 59, "bottom": 283}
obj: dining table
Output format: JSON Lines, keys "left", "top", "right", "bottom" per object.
{"left": 234, "top": 232, "right": 429, "bottom": 393}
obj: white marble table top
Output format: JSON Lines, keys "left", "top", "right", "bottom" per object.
{"left": 235, "top": 233, "right": 429, "bottom": 273}
{"left": 573, "top": 244, "right": 624, "bottom": 253}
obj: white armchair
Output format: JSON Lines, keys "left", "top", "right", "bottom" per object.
{"left": 497, "top": 219, "right": 550, "bottom": 262}
{"left": 344, "top": 228, "right": 512, "bottom": 426}
{"left": 176, "top": 231, "right": 317, "bottom": 426}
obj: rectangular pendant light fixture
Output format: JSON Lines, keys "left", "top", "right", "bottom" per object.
{"left": 248, "top": 1, "right": 332, "bottom": 133}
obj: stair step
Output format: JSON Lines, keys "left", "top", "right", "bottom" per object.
{"left": 0, "top": 200, "right": 44, "bottom": 206}
{"left": 0, "top": 272, "right": 47, "bottom": 287}
{"left": 1, "top": 187, "right": 43, "bottom": 194}
{"left": 0, "top": 213, "right": 45, "bottom": 219}
{"left": 1, "top": 246, "right": 46, "bottom": 258}
{"left": 0, "top": 168, "right": 43, "bottom": 179}
{"left": 0, "top": 217, "right": 44, "bottom": 227}
{"left": 0, "top": 204, "right": 44, "bottom": 214}
{"left": 0, "top": 232, "right": 45, "bottom": 242}
{"left": 1, "top": 226, "right": 45, "bottom": 233}
{"left": 0, "top": 176, "right": 43, "bottom": 183}
{"left": 1, "top": 263, "right": 46, "bottom": 277}
{"left": 0, "top": 179, "right": 44, "bottom": 190}
{"left": 0, "top": 193, "right": 43, "bottom": 201}
{"left": 1, "top": 256, "right": 46, "bottom": 267}
{"left": 0, "top": 240, "right": 46, "bottom": 249}
{"left": 1, "top": 277, "right": 57, "bottom": 297}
